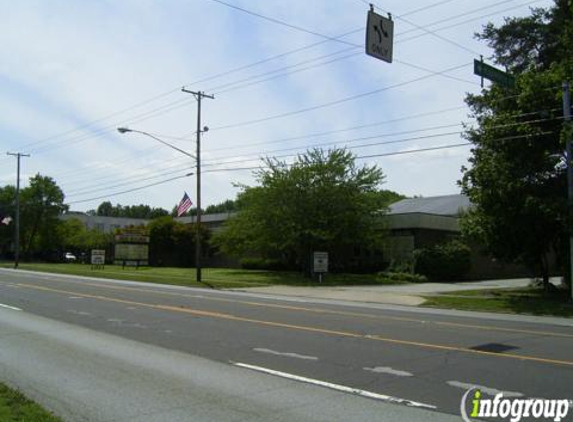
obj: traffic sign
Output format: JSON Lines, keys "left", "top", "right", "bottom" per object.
{"left": 366, "top": 9, "right": 393, "bottom": 63}
{"left": 313, "top": 251, "right": 328, "bottom": 273}
{"left": 91, "top": 249, "right": 105, "bottom": 264}
{"left": 474, "top": 59, "right": 515, "bottom": 88}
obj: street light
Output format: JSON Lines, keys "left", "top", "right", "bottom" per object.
{"left": 117, "top": 126, "right": 205, "bottom": 284}
{"left": 117, "top": 127, "right": 196, "bottom": 159}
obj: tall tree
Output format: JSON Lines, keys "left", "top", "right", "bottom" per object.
{"left": 212, "top": 148, "right": 390, "bottom": 272}
{"left": 94, "top": 201, "right": 169, "bottom": 219}
{"left": 0, "top": 185, "right": 16, "bottom": 257}
{"left": 19, "top": 174, "right": 68, "bottom": 256}
{"left": 460, "top": 0, "right": 573, "bottom": 288}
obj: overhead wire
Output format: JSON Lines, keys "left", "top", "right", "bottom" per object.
{"left": 8, "top": 0, "right": 539, "bottom": 161}
{"left": 12, "top": 0, "right": 551, "bottom": 203}
{"left": 65, "top": 130, "right": 557, "bottom": 205}
{"left": 208, "top": 62, "right": 473, "bottom": 131}
{"left": 64, "top": 115, "right": 562, "bottom": 199}
{"left": 7, "top": 0, "right": 541, "bottom": 162}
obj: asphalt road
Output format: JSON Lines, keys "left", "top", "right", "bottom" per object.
{"left": 1, "top": 268, "right": 572, "bottom": 421}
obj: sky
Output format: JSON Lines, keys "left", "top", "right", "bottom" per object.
{"left": 0, "top": 0, "right": 554, "bottom": 213}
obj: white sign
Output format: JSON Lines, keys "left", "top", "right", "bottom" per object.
{"left": 313, "top": 252, "right": 328, "bottom": 273}
{"left": 366, "top": 10, "right": 394, "bottom": 63}
{"left": 91, "top": 249, "right": 105, "bottom": 265}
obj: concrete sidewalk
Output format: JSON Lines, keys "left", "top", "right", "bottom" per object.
{"left": 230, "top": 278, "right": 534, "bottom": 306}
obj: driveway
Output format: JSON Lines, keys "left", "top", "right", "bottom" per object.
{"left": 230, "top": 277, "right": 535, "bottom": 306}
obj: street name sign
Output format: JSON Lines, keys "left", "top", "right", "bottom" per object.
{"left": 366, "top": 9, "right": 393, "bottom": 63}
{"left": 474, "top": 59, "right": 515, "bottom": 88}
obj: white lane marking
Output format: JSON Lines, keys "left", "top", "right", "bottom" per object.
{"left": 68, "top": 296, "right": 83, "bottom": 299}
{"left": 107, "top": 318, "right": 146, "bottom": 329}
{"left": 447, "top": 381, "right": 523, "bottom": 397}
{"left": 364, "top": 367, "right": 413, "bottom": 377}
{"left": 67, "top": 310, "right": 92, "bottom": 316}
{"left": 233, "top": 362, "right": 436, "bottom": 409}
{"left": 253, "top": 348, "right": 318, "bottom": 361}
{"left": 0, "top": 303, "right": 22, "bottom": 311}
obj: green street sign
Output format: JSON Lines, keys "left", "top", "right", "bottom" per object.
{"left": 474, "top": 59, "right": 515, "bottom": 88}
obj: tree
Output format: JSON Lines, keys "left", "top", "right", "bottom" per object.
{"left": 0, "top": 185, "right": 16, "bottom": 257}
{"left": 460, "top": 0, "right": 573, "bottom": 289}
{"left": 58, "top": 218, "right": 112, "bottom": 256}
{"left": 147, "top": 216, "right": 209, "bottom": 267}
{"left": 94, "top": 201, "right": 169, "bottom": 219}
{"left": 212, "top": 148, "right": 391, "bottom": 273}
{"left": 19, "top": 174, "right": 68, "bottom": 257}
{"left": 206, "top": 199, "right": 237, "bottom": 214}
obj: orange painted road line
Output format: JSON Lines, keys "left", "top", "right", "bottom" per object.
{"left": 15, "top": 282, "right": 573, "bottom": 368}
{"left": 5, "top": 275, "right": 573, "bottom": 339}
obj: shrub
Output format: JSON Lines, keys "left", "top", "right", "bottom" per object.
{"left": 413, "top": 240, "right": 471, "bottom": 281}
{"left": 378, "top": 271, "right": 428, "bottom": 283}
{"left": 240, "top": 258, "right": 287, "bottom": 271}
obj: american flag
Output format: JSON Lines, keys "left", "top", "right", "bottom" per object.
{"left": 177, "top": 192, "right": 193, "bottom": 217}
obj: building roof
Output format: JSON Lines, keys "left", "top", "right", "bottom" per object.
{"left": 388, "top": 194, "right": 471, "bottom": 217}
{"left": 175, "top": 212, "right": 235, "bottom": 224}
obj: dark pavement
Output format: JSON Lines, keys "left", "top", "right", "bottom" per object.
{"left": 0, "top": 268, "right": 572, "bottom": 420}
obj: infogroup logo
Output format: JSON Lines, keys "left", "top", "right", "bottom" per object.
{"left": 461, "top": 388, "right": 571, "bottom": 422}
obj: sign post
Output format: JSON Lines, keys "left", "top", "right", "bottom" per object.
{"left": 365, "top": 6, "right": 393, "bottom": 63}
{"left": 313, "top": 251, "right": 329, "bottom": 283}
{"left": 114, "top": 228, "right": 149, "bottom": 268}
{"left": 91, "top": 249, "right": 106, "bottom": 270}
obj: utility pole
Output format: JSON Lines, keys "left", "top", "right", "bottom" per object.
{"left": 563, "top": 82, "right": 572, "bottom": 301}
{"left": 6, "top": 152, "right": 30, "bottom": 269}
{"left": 181, "top": 88, "right": 214, "bottom": 284}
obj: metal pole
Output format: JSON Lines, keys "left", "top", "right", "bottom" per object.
{"left": 563, "top": 81, "right": 572, "bottom": 300}
{"left": 181, "top": 88, "right": 214, "bottom": 284}
{"left": 6, "top": 152, "right": 30, "bottom": 269}
{"left": 196, "top": 92, "right": 202, "bottom": 283}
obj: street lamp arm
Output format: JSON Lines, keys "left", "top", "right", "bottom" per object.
{"left": 117, "top": 127, "right": 196, "bottom": 160}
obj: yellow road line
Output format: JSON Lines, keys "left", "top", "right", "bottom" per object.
{"left": 7, "top": 275, "right": 573, "bottom": 339}
{"left": 16, "top": 282, "right": 573, "bottom": 368}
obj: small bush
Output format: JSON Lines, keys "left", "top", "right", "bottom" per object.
{"left": 413, "top": 240, "right": 471, "bottom": 281}
{"left": 379, "top": 271, "right": 428, "bottom": 283}
{"left": 240, "top": 258, "right": 287, "bottom": 270}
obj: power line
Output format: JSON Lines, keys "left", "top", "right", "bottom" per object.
{"left": 204, "top": 0, "right": 360, "bottom": 47}
{"left": 65, "top": 130, "right": 556, "bottom": 206}
{"left": 209, "top": 62, "right": 472, "bottom": 131}
{"left": 7, "top": 0, "right": 538, "bottom": 162}
{"left": 59, "top": 105, "right": 471, "bottom": 189}
{"left": 398, "top": 0, "right": 546, "bottom": 44}
{"left": 66, "top": 164, "right": 194, "bottom": 197}
{"left": 64, "top": 121, "right": 560, "bottom": 200}
{"left": 201, "top": 126, "right": 559, "bottom": 169}
{"left": 9, "top": 0, "right": 542, "bottom": 162}
{"left": 369, "top": 1, "right": 481, "bottom": 56}
{"left": 209, "top": 0, "right": 479, "bottom": 57}
{"left": 60, "top": 109, "right": 562, "bottom": 195}
{"left": 67, "top": 173, "right": 193, "bottom": 205}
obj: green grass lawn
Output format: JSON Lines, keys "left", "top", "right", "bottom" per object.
{"left": 0, "top": 383, "right": 63, "bottom": 422}
{"left": 0, "top": 262, "right": 404, "bottom": 289}
{"left": 423, "top": 287, "right": 573, "bottom": 318}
